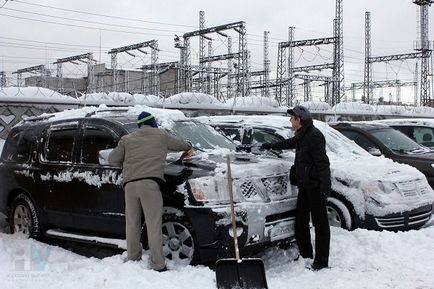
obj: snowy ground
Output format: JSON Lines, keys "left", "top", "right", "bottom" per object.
{"left": 1, "top": 216, "right": 433, "bottom": 289}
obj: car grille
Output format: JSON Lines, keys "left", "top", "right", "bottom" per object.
{"left": 238, "top": 175, "right": 290, "bottom": 202}
{"left": 375, "top": 209, "right": 432, "bottom": 229}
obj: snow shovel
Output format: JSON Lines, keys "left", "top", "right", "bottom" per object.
{"left": 215, "top": 155, "right": 268, "bottom": 289}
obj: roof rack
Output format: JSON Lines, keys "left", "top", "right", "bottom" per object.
{"left": 85, "top": 107, "right": 131, "bottom": 117}
{"left": 22, "top": 114, "right": 55, "bottom": 123}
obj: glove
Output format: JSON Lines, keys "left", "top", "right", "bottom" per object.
{"left": 261, "top": 143, "right": 272, "bottom": 150}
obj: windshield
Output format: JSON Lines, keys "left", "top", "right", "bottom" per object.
{"left": 124, "top": 121, "right": 236, "bottom": 151}
{"left": 371, "top": 128, "right": 423, "bottom": 153}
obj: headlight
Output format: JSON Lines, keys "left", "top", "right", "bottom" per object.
{"left": 188, "top": 177, "right": 230, "bottom": 203}
{"left": 377, "top": 181, "right": 398, "bottom": 195}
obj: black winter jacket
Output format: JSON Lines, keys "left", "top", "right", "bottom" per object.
{"left": 263, "top": 122, "right": 331, "bottom": 196}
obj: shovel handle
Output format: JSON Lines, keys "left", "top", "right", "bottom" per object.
{"left": 226, "top": 155, "right": 241, "bottom": 262}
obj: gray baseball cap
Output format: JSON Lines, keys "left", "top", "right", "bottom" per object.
{"left": 287, "top": 105, "right": 312, "bottom": 120}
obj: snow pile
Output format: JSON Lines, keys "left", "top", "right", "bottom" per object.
{"left": 299, "top": 101, "right": 332, "bottom": 113}
{"left": 226, "top": 96, "right": 280, "bottom": 108}
{"left": 1, "top": 224, "right": 434, "bottom": 289}
{"left": 410, "top": 106, "right": 434, "bottom": 118}
{"left": 332, "top": 102, "right": 375, "bottom": 115}
{"left": 132, "top": 94, "right": 162, "bottom": 106}
{"left": 0, "top": 87, "right": 78, "bottom": 104}
{"left": 374, "top": 105, "right": 414, "bottom": 116}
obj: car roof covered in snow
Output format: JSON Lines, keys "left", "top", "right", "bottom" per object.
{"left": 375, "top": 118, "right": 434, "bottom": 128}
{"left": 19, "top": 105, "right": 187, "bottom": 126}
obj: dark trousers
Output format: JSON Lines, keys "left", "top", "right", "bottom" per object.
{"left": 295, "top": 188, "right": 330, "bottom": 266}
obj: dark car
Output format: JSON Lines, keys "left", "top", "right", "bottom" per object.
{"left": 0, "top": 107, "right": 297, "bottom": 265}
{"left": 375, "top": 119, "right": 434, "bottom": 149}
{"left": 199, "top": 115, "right": 434, "bottom": 231}
{"left": 330, "top": 121, "right": 434, "bottom": 189}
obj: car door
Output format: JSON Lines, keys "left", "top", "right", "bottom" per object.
{"left": 39, "top": 121, "right": 80, "bottom": 228}
{"left": 69, "top": 120, "right": 125, "bottom": 236}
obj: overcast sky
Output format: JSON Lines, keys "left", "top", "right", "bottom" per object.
{"left": 0, "top": 0, "right": 431, "bottom": 102}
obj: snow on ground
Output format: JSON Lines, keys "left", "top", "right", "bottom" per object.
{"left": 1, "top": 221, "right": 434, "bottom": 289}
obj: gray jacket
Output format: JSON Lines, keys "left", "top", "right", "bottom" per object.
{"left": 108, "top": 126, "right": 192, "bottom": 185}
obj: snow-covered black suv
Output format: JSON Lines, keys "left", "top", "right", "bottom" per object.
{"left": 0, "top": 106, "right": 297, "bottom": 265}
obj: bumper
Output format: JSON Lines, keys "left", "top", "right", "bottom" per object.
{"left": 185, "top": 198, "right": 297, "bottom": 263}
{"left": 363, "top": 204, "right": 433, "bottom": 231}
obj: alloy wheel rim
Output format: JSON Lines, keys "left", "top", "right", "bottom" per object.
{"left": 13, "top": 204, "right": 31, "bottom": 236}
{"left": 162, "top": 221, "right": 194, "bottom": 263}
{"left": 327, "top": 206, "right": 343, "bottom": 227}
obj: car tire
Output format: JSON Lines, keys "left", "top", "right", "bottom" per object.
{"left": 326, "top": 197, "right": 353, "bottom": 230}
{"left": 140, "top": 208, "right": 198, "bottom": 265}
{"left": 10, "top": 193, "right": 41, "bottom": 238}
{"left": 162, "top": 212, "right": 198, "bottom": 265}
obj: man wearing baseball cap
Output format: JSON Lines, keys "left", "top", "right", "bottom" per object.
{"left": 261, "top": 105, "right": 331, "bottom": 271}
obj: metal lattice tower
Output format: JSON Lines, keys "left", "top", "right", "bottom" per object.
{"left": 332, "top": 0, "right": 345, "bottom": 105}
{"left": 227, "top": 36, "right": 234, "bottom": 99}
{"left": 199, "top": 11, "right": 206, "bottom": 92}
{"left": 414, "top": 62, "right": 419, "bottom": 106}
{"left": 414, "top": 0, "right": 433, "bottom": 106}
{"left": 0, "top": 71, "right": 6, "bottom": 87}
{"left": 207, "top": 40, "right": 213, "bottom": 95}
{"left": 54, "top": 53, "right": 95, "bottom": 93}
{"left": 276, "top": 42, "right": 287, "bottom": 104}
{"left": 183, "top": 21, "right": 248, "bottom": 97}
{"left": 363, "top": 11, "right": 373, "bottom": 104}
{"left": 263, "top": 31, "right": 270, "bottom": 98}
{"left": 288, "top": 27, "right": 295, "bottom": 104}
{"left": 238, "top": 23, "right": 249, "bottom": 97}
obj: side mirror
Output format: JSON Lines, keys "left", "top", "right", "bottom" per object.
{"left": 368, "top": 147, "right": 382, "bottom": 156}
{"left": 98, "top": 149, "right": 113, "bottom": 165}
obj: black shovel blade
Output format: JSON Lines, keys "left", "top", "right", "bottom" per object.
{"left": 215, "top": 258, "right": 268, "bottom": 289}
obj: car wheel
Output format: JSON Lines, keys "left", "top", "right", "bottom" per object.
{"left": 10, "top": 193, "right": 41, "bottom": 238}
{"left": 326, "top": 197, "right": 353, "bottom": 230}
{"left": 162, "top": 213, "right": 197, "bottom": 265}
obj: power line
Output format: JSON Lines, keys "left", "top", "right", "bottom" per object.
{"left": 0, "top": 13, "right": 175, "bottom": 37}
{"left": 12, "top": 0, "right": 197, "bottom": 29}
{"left": 3, "top": 7, "right": 185, "bottom": 34}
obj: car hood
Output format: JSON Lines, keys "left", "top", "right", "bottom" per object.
{"left": 330, "top": 154, "right": 425, "bottom": 184}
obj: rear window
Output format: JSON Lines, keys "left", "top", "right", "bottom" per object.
{"left": 1, "top": 129, "right": 33, "bottom": 163}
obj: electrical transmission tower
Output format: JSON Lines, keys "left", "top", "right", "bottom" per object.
{"left": 333, "top": 0, "right": 345, "bottom": 105}
{"left": 363, "top": 12, "right": 373, "bottom": 103}
{"left": 53, "top": 53, "right": 95, "bottom": 93}
{"left": 276, "top": 36, "right": 336, "bottom": 106}
{"left": 108, "top": 41, "right": 159, "bottom": 94}
{"left": 13, "top": 65, "right": 46, "bottom": 88}
{"left": 0, "top": 71, "right": 6, "bottom": 87}
{"left": 182, "top": 21, "right": 249, "bottom": 98}
{"left": 414, "top": 0, "right": 433, "bottom": 106}
{"left": 363, "top": 2, "right": 433, "bottom": 105}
